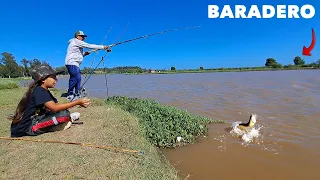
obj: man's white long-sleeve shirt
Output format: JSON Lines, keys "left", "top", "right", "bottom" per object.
{"left": 65, "top": 38, "right": 105, "bottom": 67}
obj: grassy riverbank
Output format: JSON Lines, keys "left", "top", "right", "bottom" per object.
{"left": 0, "top": 77, "right": 28, "bottom": 89}
{"left": 0, "top": 79, "right": 223, "bottom": 179}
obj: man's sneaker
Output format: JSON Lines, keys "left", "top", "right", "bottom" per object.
{"left": 66, "top": 94, "right": 74, "bottom": 102}
{"left": 70, "top": 112, "right": 80, "bottom": 122}
{"left": 66, "top": 94, "right": 80, "bottom": 102}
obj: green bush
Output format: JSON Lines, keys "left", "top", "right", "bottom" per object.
{"left": 105, "top": 96, "right": 225, "bottom": 148}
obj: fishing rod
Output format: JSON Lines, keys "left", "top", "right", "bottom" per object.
{"left": 83, "top": 26, "right": 113, "bottom": 82}
{"left": 69, "top": 23, "right": 131, "bottom": 102}
{"left": 80, "top": 22, "right": 131, "bottom": 87}
{"left": 70, "top": 25, "right": 201, "bottom": 102}
{"left": 88, "top": 25, "right": 201, "bottom": 53}
{"left": 0, "top": 137, "right": 144, "bottom": 155}
{"left": 108, "top": 25, "right": 201, "bottom": 47}
{"left": 81, "top": 25, "right": 201, "bottom": 85}
{"left": 83, "top": 25, "right": 201, "bottom": 75}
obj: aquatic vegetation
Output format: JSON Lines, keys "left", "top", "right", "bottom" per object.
{"left": 105, "top": 96, "right": 225, "bottom": 148}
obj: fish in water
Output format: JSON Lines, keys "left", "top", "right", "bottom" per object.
{"left": 238, "top": 114, "right": 257, "bottom": 133}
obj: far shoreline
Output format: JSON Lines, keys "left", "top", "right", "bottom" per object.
{"left": 77, "top": 66, "right": 320, "bottom": 76}
{"left": 2, "top": 66, "right": 319, "bottom": 80}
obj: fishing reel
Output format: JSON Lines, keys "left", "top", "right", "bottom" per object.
{"left": 78, "top": 87, "right": 87, "bottom": 98}
{"left": 67, "top": 87, "right": 88, "bottom": 102}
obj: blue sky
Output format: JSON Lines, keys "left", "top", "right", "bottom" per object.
{"left": 0, "top": 0, "right": 319, "bottom": 70}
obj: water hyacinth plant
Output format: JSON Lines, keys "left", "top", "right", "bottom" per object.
{"left": 105, "top": 96, "right": 225, "bottom": 148}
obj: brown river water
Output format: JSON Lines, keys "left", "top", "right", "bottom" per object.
{"left": 54, "top": 70, "right": 320, "bottom": 180}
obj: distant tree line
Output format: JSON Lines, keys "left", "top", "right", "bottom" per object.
{"left": 54, "top": 66, "right": 149, "bottom": 74}
{"left": 171, "top": 56, "right": 319, "bottom": 71}
{"left": 0, "top": 52, "right": 48, "bottom": 78}
{"left": 92, "top": 66, "right": 148, "bottom": 74}
{"left": 1, "top": 51, "right": 319, "bottom": 78}
{"left": 264, "top": 56, "right": 319, "bottom": 68}
{"left": 0, "top": 51, "right": 150, "bottom": 78}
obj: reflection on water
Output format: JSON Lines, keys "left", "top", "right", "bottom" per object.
{"left": 54, "top": 70, "right": 320, "bottom": 180}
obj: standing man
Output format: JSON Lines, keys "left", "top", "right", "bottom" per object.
{"left": 64, "top": 30, "right": 109, "bottom": 101}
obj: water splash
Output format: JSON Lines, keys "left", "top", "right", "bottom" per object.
{"left": 230, "top": 121, "right": 261, "bottom": 144}
{"left": 227, "top": 116, "right": 283, "bottom": 155}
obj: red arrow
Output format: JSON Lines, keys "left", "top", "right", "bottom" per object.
{"left": 302, "top": 28, "right": 316, "bottom": 56}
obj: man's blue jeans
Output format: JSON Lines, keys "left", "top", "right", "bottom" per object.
{"left": 66, "top": 65, "right": 81, "bottom": 96}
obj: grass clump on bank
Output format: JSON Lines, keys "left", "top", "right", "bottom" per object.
{"left": 105, "top": 96, "right": 225, "bottom": 148}
{"left": 0, "top": 83, "right": 19, "bottom": 90}
{"left": 0, "top": 78, "right": 21, "bottom": 90}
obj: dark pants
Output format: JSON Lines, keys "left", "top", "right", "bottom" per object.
{"left": 66, "top": 65, "right": 81, "bottom": 96}
{"left": 26, "top": 110, "right": 71, "bottom": 136}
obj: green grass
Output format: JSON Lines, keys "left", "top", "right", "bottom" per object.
{"left": 0, "top": 83, "right": 19, "bottom": 90}
{"left": 0, "top": 78, "right": 225, "bottom": 179}
{"left": 0, "top": 78, "right": 29, "bottom": 90}
{"left": 105, "top": 96, "right": 225, "bottom": 148}
{"left": 0, "top": 87, "right": 180, "bottom": 179}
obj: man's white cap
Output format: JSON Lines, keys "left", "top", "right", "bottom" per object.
{"left": 74, "top": 30, "right": 87, "bottom": 37}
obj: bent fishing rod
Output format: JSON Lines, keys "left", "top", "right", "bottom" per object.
{"left": 75, "top": 25, "right": 201, "bottom": 100}
{"left": 83, "top": 25, "right": 201, "bottom": 79}
{"left": 88, "top": 25, "right": 201, "bottom": 54}
{"left": 108, "top": 25, "right": 201, "bottom": 47}
{"left": 83, "top": 26, "right": 113, "bottom": 82}
{"left": 69, "top": 23, "right": 131, "bottom": 102}
{"left": 80, "top": 23, "right": 131, "bottom": 88}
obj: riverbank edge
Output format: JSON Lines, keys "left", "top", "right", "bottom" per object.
{"left": 0, "top": 83, "right": 180, "bottom": 179}
{"left": 0, "top": 79, "right": 223, "bottom": 179}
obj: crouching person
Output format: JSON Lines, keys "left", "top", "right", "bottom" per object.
{"left": 10, "top": 63, "right": 90, "bottom": 137}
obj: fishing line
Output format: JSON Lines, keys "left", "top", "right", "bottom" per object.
{"left": 69, "top": 23, "right": 131, "bottom": 102}
{"left": 71, "top": 25, "right": 200, "bottom": 101}
{"left": 108, "top": 25, "right": 201, "bottom": 47}
{"left": 80, "top": 22, "right": 131, "bottom": 89}
{"left": 83, "top": 26, "right": 113, "bottom": 83}
{"left": 83, "top": 25, "right": 201, "bottom": 86}
{"left": 102, "top": 56, "right": 109, "bottom": 97}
